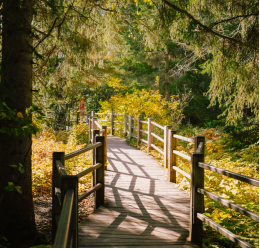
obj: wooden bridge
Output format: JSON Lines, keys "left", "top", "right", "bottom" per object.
{"left": 52, "top": 112, "right": 258, "bottom": 248}
{"left": 78, "top": 135, "right": 197, "bottom": 247}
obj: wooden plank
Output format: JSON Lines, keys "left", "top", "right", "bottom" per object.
{"left": 198, "top": 162, "right": 259, "bottom": 187}
{"left": 78, "top": 135, "right": 198, "bottom": 248}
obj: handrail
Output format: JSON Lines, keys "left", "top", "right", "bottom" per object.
{"left": 198, "top": 162, "right": 259, "bottom": 187}
{"left": 172, "top": 166, "right": 191, "bottom": 179}
{"left": 173, "top": 134, "right": 194, "bottom": 143}
{"left": 78, "top": 183, "right": 102, "bottom": 202}
{"left": 197, "top": 188, "right": 259, "bottom": 221}
{"left": 54, "top": 188, "right": 74, "bottom": 248}
{"left": 97, "top": 119, "right": 110, "bottom": 122}
{"left": 140, "top": 129, "right": 148, "bottom": 134}
{"left": 172, "top": 150, "right": 191, "bottom": 161}
{"left": 151, "top": 121, "right": 164, "bottom": 130}
{"left": 151, "top": 132, "right": 164, "bottom": 143}
{"left": 151, "top": 144, "right": 164, "bottom": 155}
{"left": 65, "top": 142, "right": 102, "bottom": 160}
{"left": 197, "top": 213, "right": 254, "bottom": 248}
{"left": 77, "top": 163, "right": 102, "bottom": 179}
{"left": 140, "top": 138, "right": 148, "bottom": 144}
{"left": 140, "top": 120, "right": 148, "bottom": 124}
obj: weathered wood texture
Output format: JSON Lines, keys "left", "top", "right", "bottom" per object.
{"left": 78, "top": 136, "right": 198, "bottom": 248}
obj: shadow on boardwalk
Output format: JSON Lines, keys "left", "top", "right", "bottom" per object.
{"left": 78, "top": 136, "right": 198, "bottom": 248}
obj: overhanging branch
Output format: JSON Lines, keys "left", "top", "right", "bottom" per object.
{"left": 163, "top": 0, "right": 258, "bottom": 50}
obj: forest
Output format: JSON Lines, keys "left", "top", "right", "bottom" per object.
{"left": 0, "top": 0, "right": 258, "bottom": 248}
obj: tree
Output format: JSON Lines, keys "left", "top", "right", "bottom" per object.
{"left": 0, "top": 0, "right": 37, "bottom": 246}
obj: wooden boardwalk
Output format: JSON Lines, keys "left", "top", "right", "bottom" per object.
{"left": 78, "top": 136, "right": 198, "bottom": 248}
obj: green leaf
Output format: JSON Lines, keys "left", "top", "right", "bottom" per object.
{"left": 19, "top": 167, "right": 25, "bottom": 174}
{"left": 10, "top": 164, "right": 18, "bottom": 168}
{"left": 5, "top": 185, "right": 15, "bottom": 191}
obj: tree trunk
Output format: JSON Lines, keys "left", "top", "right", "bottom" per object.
{"left": 0, "top": 0, "right": 37, "bottom": 247}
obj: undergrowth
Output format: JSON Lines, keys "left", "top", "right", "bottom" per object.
{"left": 32, "top": 122, "right": 92, "bottom": 199}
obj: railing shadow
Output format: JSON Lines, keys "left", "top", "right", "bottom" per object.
{"left": 78, "top": 137, "right": 192, "bottom": 247}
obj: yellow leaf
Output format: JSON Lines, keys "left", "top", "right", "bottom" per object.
{"left": 15, "top": 186, "right": 22, "bottom": 194}
{"left": 17, "top": 112, "right": 23, "bottom": 118}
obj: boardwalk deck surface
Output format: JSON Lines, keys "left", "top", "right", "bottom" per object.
{"left": 78, "top": 136, "right": 198, "bottom": 248}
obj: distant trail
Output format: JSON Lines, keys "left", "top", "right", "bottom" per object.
{"left": 78, "top": 135, "right": 198, "bottom": 248}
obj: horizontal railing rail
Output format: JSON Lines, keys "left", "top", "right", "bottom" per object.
{"left": 64, "top": 143, "right": 102, "bottom": 160}
{"left": 198, "top": 162, "right": 259, "bottom": 187}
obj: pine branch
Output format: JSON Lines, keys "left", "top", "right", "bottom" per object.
{"left": 33, "top": 17, "right": 58, "bottom": 49}
{"left": 163, "top": 0, "right": 258, "bottom": 50}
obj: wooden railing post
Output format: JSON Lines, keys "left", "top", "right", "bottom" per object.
{"left": 61, "top": 175, "right": 78, "bottom": 247}
{"left": 137, "top": 116, "right": 142, "bottom": 144}
{"left": 124, "top": 113, "right": 128, "bottom": 136}
{"left": 111, "top": 112, "right": 114, "bottom": 135}
{"left": 164, "top": 125, "right": 171, "bottom": 169}
{"left": 147, "top": 118, "right": 154, "bottom": 152}
{"left": 92, "top": 130, "right": 100, "bottom": 211}
{"left": 190, "top": 152, "right": 204, "bottom": 247}
{"left": 93, "top": 117, "right": 98, "bottom": 130}
{"left": 52, "top": 152, "right": 64, "bottom": 243}
{"left": 102, "top": 126, "right": 107, "bottom": 169}
{"left": 168, "top": 130, "right": 177, "bottom": 182}
{"left": 88, "top": 115, "right": 92, "bottom": 144}
{"left": 129, "top": 116, "right": 133, "bottom": 140}
{"left": 194, "top": 136, "right": 205, "bottom": 154}
{"left": 95, "top": 136, "right": 105, "bottom": 209}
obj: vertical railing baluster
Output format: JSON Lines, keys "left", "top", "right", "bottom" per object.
{"left": 168, "top": 130, "right": 177, "bottom": 183}
{"left": 110, "top": 112, "right": 114, "bottom": 135}
{"left": 95, "top": 136, "right": 105, "bottom": 209}
{"left": 137, "top": 116, "right": 142, "bottom": 144}
{"left": 164, "top": 125, "right": 171, "bottom": 169}
{"left": 124, "top": 113, "right": 128, "bottom": 137}
{"left": 52, "top": 152, "right": 64, "bottom": 243}
{"left": 147, "top": 118, "right": 154, "bottom": 153}
{"left": 129, "top": 116, "right": 133, "bottom": 140}
{"left": 102, "top": 126, "right": 107, "bottom": 169}
{"left": 190, "top": 152, "right": 204, "bottom": 247}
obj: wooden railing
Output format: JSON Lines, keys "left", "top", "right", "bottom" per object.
{"left": 87, "top": 111, "right": 259, "bottom": 248}
{"left": 52, "top": 135, "right": 105, "bottom": 247}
